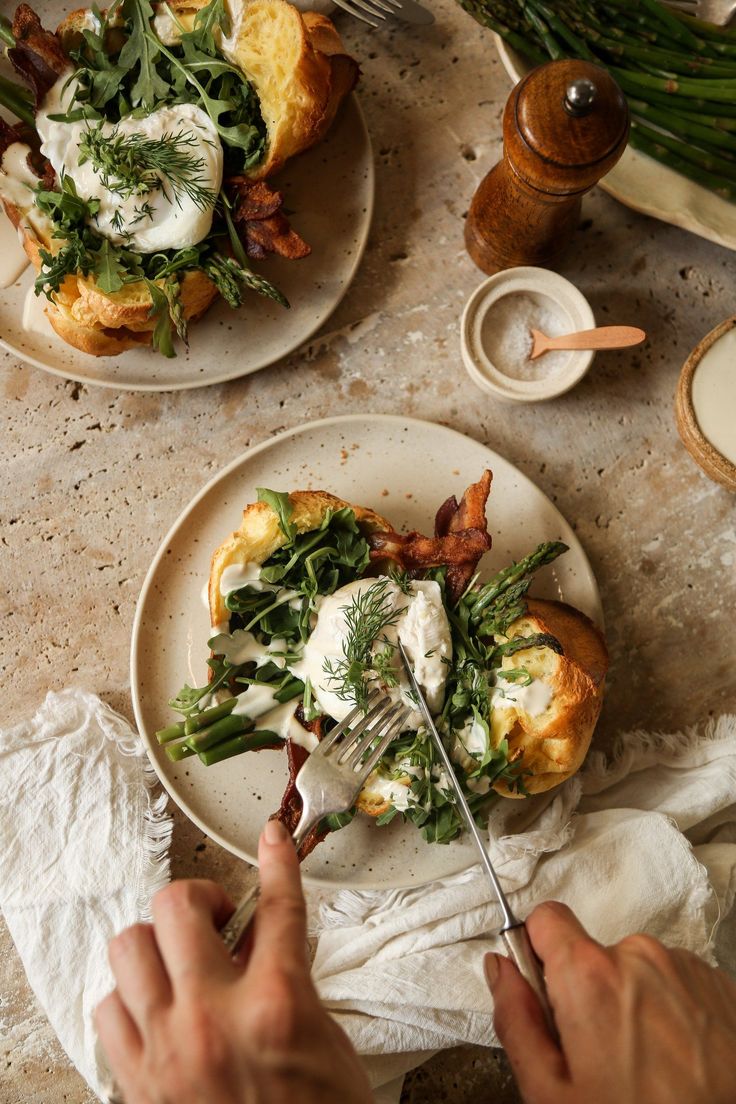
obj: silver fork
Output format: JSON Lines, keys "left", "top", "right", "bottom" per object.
{"left": 664, "top": 0, "right": 736, "bottom": 25}
{"left": 219, "top": 689, "right": 411, "bottom": 950}
{"left": 332, "top": 0, "right": 434, "bottom": 29}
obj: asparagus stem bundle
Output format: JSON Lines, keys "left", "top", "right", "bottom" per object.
{"left": 459, "top": 0, "right": 736, "bottom": 203}
{"left": 0, "top": 75, "right": 35, "bottom": 129}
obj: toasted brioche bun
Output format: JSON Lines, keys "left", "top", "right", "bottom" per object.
{"left": 140, "top": 0, "right": 358, "bottom": 179}
{"left": 1, "top": 192, "right": 218, "bottom": 355}
{"left": 357, "top": 597, "right": 608, "bottom": 816}
{"left": 491, "top": 598, "right": 608, "bottom": 797}
{"left": 208, "top": 490, "right": 390, "bottom": 629}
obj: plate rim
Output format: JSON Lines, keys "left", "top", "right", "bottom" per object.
{"left": 0, "top": 94, "right": 375, "bottom": 392}
{"left": 130, "top": 414, "right": 603, "bottom": 887}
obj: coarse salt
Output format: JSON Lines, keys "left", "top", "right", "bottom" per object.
{"left": 480, "top": 291, "right": 572, "bottom": 380}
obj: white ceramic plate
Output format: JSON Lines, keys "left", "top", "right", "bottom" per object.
{"left": 131, "top": 415, "right": 603, "bottom": 889}
{"left": 495, "top": 38, "right": 736, "bottom": 252}
{"left": 0, "top": 5, "right": 373, "bottom": 391}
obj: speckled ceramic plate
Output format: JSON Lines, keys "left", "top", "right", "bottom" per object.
{"left": 495, "top": 38, "right": 736, "bottom": 252}
{"left": 131, "top": 415, "right": 603, "bottom": 888}
{"left": 0, "top": 47, "right": 373, "bottom": 390}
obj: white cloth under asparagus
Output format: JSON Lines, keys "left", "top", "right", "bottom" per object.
{"left": 1, "top": 692, "right": 735, "bottom": 1104}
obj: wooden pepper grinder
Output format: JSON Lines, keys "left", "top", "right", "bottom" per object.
{"left": 465, "top": 60, "right": 629, "bottom": 274}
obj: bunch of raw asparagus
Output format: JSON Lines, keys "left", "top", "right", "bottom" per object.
{"left": 459, "top": 0, "right": 736, "bottom": 202}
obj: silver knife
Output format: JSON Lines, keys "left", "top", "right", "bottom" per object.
{"left": 398, "top": 640, "right": 558, "bottom": 1039}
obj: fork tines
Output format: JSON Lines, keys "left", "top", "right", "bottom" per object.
{"left": 332, "top": 0, "right": 410, "bottom": 27}
{"left": 319, "top": 691, "right": 410, "bottom": 774}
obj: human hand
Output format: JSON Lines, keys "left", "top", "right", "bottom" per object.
{"left": 485, "top": 901, "right": 736, "bottom": 1104}
{"left": 95, "top": 819, "right": 373, "bottom": 1104}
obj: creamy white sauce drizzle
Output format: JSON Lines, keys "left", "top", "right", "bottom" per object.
{"left": 692, "top": 329, "right": 736, "bottom": 467}
{"left": 21, "top": 284, "right": 55, "bottom": 337}
{"left": 208, "top": 627, "right": 298, "bottom": 670}
{"left": 456, "top": 716, "right": 488, "bottom": 758}
{"left": 219, "top": 562, "right": 262, "bottom": 593}
{"left": 0, "top": 211, "right": 29, "bottom": 289}
{"left": 218, "top": 561, "right": 299, "bottom": 602}
{"left": 491, "top": 673, "right": 553, "bottom": 717}
{"left": 258, "top": 702, "right": 318, "bottom": 751}
{"left": 366, "top": 772, "right": 413, "bottom": 811}
{"left": 35, "top": 74, "right": 223, "bottom": 253}
{"left": 231, "top": 682, "right": 280, "bottom": 720}
{"left": 0, "top": 143, "right": 54, "bottom": 290}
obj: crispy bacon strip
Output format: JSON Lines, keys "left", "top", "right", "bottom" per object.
{"left": 226, "top": 177, "right": 311, "bottom": 262}
{"left": 271, "top": 710, "right": 329, "bottom": 861}
{"left": 435, "top": 470, "right": 493, "bottom": 601}
{"left": 368, "top": 471, "right": 494, "bottom": 604}
{"left": 0, "top": 117, "right": 24, "bottom": 161}
{"left": 9, "top": 5, "right": 69, "bottom": 107}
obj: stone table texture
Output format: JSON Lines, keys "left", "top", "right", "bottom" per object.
{"left": 2, "top": 0, "right": 736, "bottom": 1100}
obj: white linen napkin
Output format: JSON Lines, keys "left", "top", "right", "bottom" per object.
{"left": 312, "top": 716, "right": 736, "bottom": 1100}
{"left": 0, "top": 689, "right": 172, "bottom": 1097}
{"left": 1, "top": 691, "right": 735, "bottom": 1104}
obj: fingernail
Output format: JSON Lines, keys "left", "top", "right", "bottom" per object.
{"left": 484, "top": 952, "right": 501, "bottom": 990}
{"left": 263, "top": 818, "right": 288, "bottom": 845}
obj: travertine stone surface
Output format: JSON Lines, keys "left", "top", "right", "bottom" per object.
{"left": 1, "top": 0, "right": 735, "bottom": 1100}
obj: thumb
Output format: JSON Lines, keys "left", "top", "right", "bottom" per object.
{"left": 485, "top": 953, "right": 567, "bottom": 1101}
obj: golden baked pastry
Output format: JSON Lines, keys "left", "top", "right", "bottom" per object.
{"left": 0, "top": 0, "right": 357, "bottom": 357}
{"left": 209, "top": 490, "right": 390, "bottom": 629}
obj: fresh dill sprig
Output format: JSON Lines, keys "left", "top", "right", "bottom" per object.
{"left": 131, "top": 201, "right": 155, "bottom": 227}
{"left": 372, "top": 642, "right": 399, "bottom": 689}
{"left": 388, "top": 566, "right": 413, "bottom": 595}
{"left": 323, "top": 580, "right": 406, "bottom": 710}
{"left": 77, "top": 121, "right": 218, "bottom": 211}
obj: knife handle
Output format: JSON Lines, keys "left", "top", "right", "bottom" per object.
{"left": 502, "top": 924, "right": 559, "bottom": 1042}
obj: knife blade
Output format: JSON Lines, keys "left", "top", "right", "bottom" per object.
{"left": 398, "top": 639, "right": 558, "bottom": 1039}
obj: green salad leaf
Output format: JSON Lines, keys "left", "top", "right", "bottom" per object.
{"left": 256, "top": 488, "right": 296, "bottom": 542}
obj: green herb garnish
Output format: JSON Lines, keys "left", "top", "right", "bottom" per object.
{"left": 322, "top": 579, "right": 406, "bottom": 710}
{"left": 78, "top": 121, "right": 218, "bottom": 210}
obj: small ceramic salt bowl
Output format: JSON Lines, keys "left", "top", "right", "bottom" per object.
{"left": 461, "top": 267, "right": 596, "bottom": 403}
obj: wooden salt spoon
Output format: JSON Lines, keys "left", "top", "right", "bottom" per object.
{"left": 530, "top": 325, "right": 646, "bottom": 360}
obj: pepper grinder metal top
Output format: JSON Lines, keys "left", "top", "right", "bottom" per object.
{"left": 465, "top": 60, "right": 629, "bottom": 275}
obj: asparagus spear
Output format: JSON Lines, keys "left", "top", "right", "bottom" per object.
{"left": 0, "top": 75, "right": 35, "bottom": 129}
{"left": 631, "top": 119, "right": 736, "bottom": 183}
{"left": 468, "top": 541, "right": 569, "bottom": 621}
{"left": 0, "top": 15, "right": 14, "bottom": 48}
{"left": 198, "top": 730, "right": 283, "bottom": 767}
{"left": 630, "top": 123, "right": 736, "bottom": 200}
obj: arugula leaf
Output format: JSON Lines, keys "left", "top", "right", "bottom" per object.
{"left": 257, "top": 488, "right": 296, "bottom": 542}
{"left": 323, "top": 810, "right": 356, "bottom": 832}
{"left": 93, "top": 238, "right": 126, "bottom": 293}
{"left": 119, "top": 0, "right": 170, "bottom": 109}
{"left": 35, "top": 174, "right": 100, "bottom": 228}
{"left": 36, "top": 238, "right": 91, "bottom": 299}
{"left": 185, "top": 0, "right": 231, "bottom": 56}
{"left": 146, "top": 281, "right": 176, "bottom": 358}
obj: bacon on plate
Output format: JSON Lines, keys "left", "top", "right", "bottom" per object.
{"left": 9, "top": 5, "right": 69, "bottom": 107}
